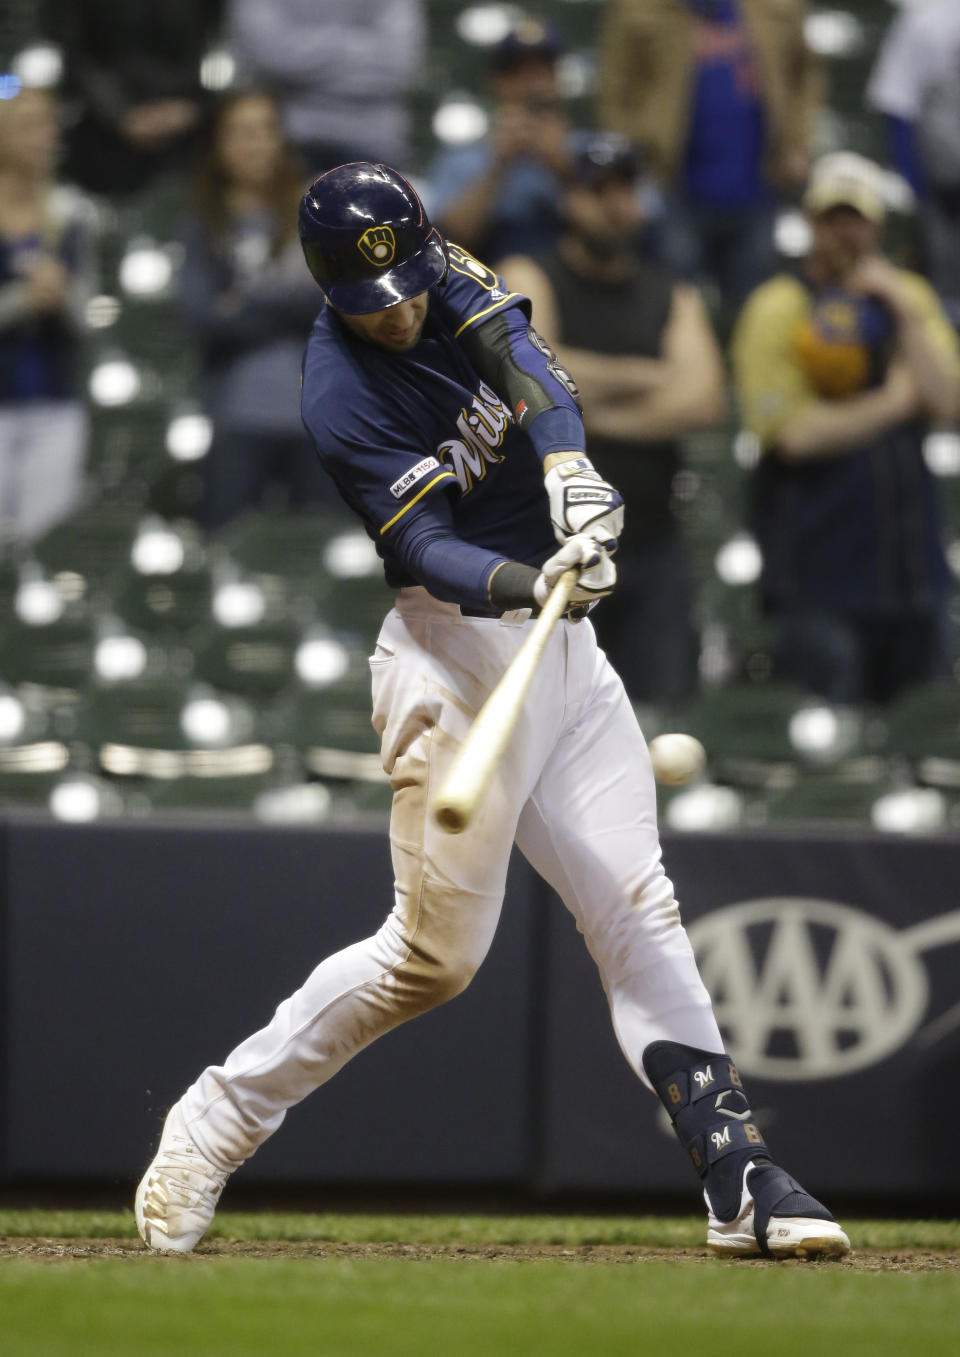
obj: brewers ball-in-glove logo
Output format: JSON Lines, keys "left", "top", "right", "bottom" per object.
{"left": 791, "top": 290, "right": 893, "bottom": 399}
{"left": 358, "top": 226, "right": 396, "bottom": 267}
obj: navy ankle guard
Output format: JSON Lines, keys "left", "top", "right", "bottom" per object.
{"left": 643, "top": 1041, "right": 834, "bottom": 1255}
{"left": 643, "top": 1041, "right": 769, "bottom": 1224}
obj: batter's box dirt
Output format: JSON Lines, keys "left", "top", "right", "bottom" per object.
{"left": 2, "top": 1238, "right": 959, "bottom": 1271}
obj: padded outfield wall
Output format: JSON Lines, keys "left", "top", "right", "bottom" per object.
{"left": 1, "top": 814, "right": 958, "bottom": 1202}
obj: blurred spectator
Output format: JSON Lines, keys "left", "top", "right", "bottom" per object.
{"left": 499, "top": 132, "right": 725, "bottom": 703}
{"left": 43, "top": 0, "right": 222, "bottom": 197}
{"left": 179, "top": 91, "right": 332, "bottom": 530}
{"left": 867, "top": 0, "right": 960, "bottom": 331}
{"left": 427, "top": 14, "right": 572, "bottom": 264}
{"left": 597, "top": 0, "right": 821, "bottom": 310}
{"left": 0, "top": 86, "right": 95, "bottom": 543}
{"left": 226, "top": 0, "right": 425, "bottom": 175}
{"left": 732, "top": 153, "right": 960, "bottom": 705}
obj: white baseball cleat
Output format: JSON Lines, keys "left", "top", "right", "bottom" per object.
{"left": 135, "top": 1104, "right": 230, "bottom": 1253}
{"left": 707, "top": 1160, "right": 851, "bottom": 1259}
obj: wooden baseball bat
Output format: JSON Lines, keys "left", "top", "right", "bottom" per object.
{"left": 432, "top": 568, "right": 578, "bottom": 834}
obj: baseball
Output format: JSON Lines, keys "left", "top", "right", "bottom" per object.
{"left": 648, "top": 732, "right": 706, "bottom": 786}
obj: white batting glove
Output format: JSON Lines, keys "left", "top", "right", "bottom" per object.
{"left": 533, "top": 534, "right": 617, "bottom": 617}
{"left": 544, "top": 456, "right": 624, "bottom": 552}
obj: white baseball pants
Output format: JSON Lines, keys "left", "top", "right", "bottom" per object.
{"left": 181, "top": 588, "right": 722, "bottom": 1170}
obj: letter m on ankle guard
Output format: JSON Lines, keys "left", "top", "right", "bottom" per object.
{"left": 643, "top": 1042, "right": 769, "bottom": 1218}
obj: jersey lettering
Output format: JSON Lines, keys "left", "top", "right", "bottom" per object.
{"left": 437, "top": 382, "right": 512, "bottom": 493}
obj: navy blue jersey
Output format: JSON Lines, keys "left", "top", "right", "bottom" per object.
{"left": 301, "top": 245, "right": 579, "bottom": 602}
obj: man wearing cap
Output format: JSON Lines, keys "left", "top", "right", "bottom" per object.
{"left": 426, "top": 14, "right": 572, "bottom": 263}
{"left": 500, "top": 131, "right": 725, "bottom": 702}
{"left": 731, "top": 151, "right": 960, "bottom": 703}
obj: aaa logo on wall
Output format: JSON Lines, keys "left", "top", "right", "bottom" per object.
{"left": 689, "top": 898, "right": 960, "bottom": 1081}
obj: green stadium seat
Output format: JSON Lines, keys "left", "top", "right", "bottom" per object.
{"left": 192, "top": 623, "right": 301, "bottom": 698}
{"left": 0, "top": 769, "right": 66, "bottom": 809}
{"left": 0, "top": 683, "right": 73, "bottom": 780}
{"left": 142, "top": 773, "right": 286, "bottom": 815}
{"left": 695, "top": 579, "right": 774, "bottom": 686}
{"left": 281, "top": 675, "right": 383, "bottom": 781}
{"left": 74, "top": 680, "right": 273, "bottom": 779}
{"left": 109, "top": 559, "right": 214, "bottom": 634}
{"left": 310, "top": 569, "right": 393, "bottom": 647}
{"left": 214, "top": 508, "right": 346, "bottom": 583}
{"left": 677, "top": 682, "right": 861, "bottom": 789}
{"left": 881, "top": 679, "right": 960, "bottom": 788}
{"left": 327, "top": 777, "right": 393, "bottom": 818}
{"left": 762, "top": 769, "right": 891, "bottom": 828}
{"left": 29, "top": 504, "right": 140, "bottom": 596}
{"left": 0, "top": 617, "right": 97, "bottom": 693}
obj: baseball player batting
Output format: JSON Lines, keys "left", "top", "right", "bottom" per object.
{"left": 135, "top": 163, "right": 849, "bottom": 1260}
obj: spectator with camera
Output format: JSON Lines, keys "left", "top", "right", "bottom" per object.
{"left": 427, "top": 14, "right": 572, "bottom": 264}
{"left": 731, "top": 152, "right": 960, "bottom": 705}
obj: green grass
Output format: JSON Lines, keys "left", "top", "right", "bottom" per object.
{"left": 1, "top": 1255, "right": 959, "bottom": 1357}
{"left": 1, "top": 1212, "right": 958, "bottom": 1357}
{"left": 2, "top": 1208, "right": 960, "bottom": 1250}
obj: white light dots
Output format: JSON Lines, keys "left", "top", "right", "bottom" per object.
{"left": 213, "top": 582, "right": 267, "bottom": 629}
{"left": 119, "top": 244, "right": 173, "bottom": 297}
{"left": 180, "top": 697, "right": 232, "bottom": 747}
{"left": 324, "top": 531, "right": 380, "bottom": 579}
{"left": 166, "top": 412, "right": 213, "bottom": 462}
{"left": 714, "top": 533, "right": 763, "bottom": 586}
{"left": 88, "top": 359, "right": 141, "bottom": 407}
{"left": 94, "top": 635, "right": 148, "bottom": 682}
{"left": 295, "top": 636, "right": 350, "bottom": 687}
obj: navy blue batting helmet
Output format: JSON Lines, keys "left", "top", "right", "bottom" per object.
{"left": 298, "top": 162, "right": 448, "bottom": 314}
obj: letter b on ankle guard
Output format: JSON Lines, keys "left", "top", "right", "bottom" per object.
{"left": 643, "top": 1041, "right": 769, "bottom": 1222}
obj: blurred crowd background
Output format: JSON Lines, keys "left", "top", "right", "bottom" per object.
{"left": 1, "top": 0, "right": 959, "bottom": 836}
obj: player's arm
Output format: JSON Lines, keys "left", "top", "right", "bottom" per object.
{"left": 497, "top": 253, "right": 670, "bottom": 402}
{"left": 388, "top": 494, "right": 613, "bottom": 616}
{"left": 457, "top": 300, "right": 624, "bottom": 550}
{"left": 582, "top": 285, "right": 725, "bottom": 441}
{"left": 434, "top": 246, "right": 623, "bottom": 548}
{"left": 732, "top": 281, "right": 919, "bottom": 461}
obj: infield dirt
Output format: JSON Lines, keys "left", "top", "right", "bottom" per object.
{"left": 2, "top": 1237, "right": 959, "bottom": 1272}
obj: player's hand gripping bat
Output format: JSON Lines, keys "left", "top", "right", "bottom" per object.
{"left": 431, "top": 568, "right": 578, "bottom": 834}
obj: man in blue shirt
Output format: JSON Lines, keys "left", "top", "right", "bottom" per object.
{"left": 135, "top": 162, "right": 850, "bottom": 1263}
{"left": 597, "top": 0, "right": 820, "bottom": 312}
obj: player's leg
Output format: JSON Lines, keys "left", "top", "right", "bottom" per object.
{"left": 514, "top": 623, "right": 849, "bottom": 1258}
{"left": 136, "top": 597, "right": 562, "bottom": 1250}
